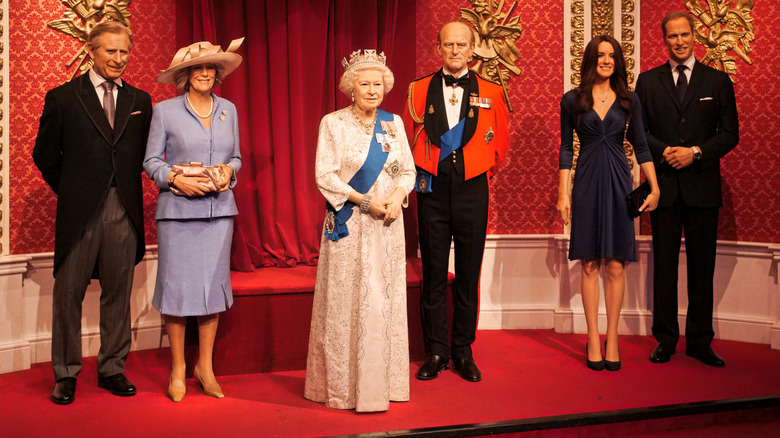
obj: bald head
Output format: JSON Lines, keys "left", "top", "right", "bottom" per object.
{"left": 436, "top": 21, "right": 475, "bottom": 75}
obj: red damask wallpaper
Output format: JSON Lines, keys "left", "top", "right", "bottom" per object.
{"left": 416, "top": 0, "right": 564, "bottom": 235}
{"left": 8, "top": 0, "right": 779, "bottom": 256}
{"left": 9, "top": 0, "right": 177, "bottom": 255}
{"left": 641, "top": 0, "right": 780, "bottom": 242}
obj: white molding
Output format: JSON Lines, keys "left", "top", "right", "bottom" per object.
{"left": 1, "top": 235, "right": 778, "bottom": 374}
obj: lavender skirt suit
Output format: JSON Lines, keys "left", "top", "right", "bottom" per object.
{"left": 144, "top": 94, "right": 242, "bottom": 316}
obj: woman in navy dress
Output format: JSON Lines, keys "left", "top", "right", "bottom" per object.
{"left": 557, "top": 35, "right": 660, "bottom": 371}
{"left": 144, "top": 39, "right": 243, "bottom": 401}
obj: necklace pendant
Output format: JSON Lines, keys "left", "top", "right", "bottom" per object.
{"left": 449, "top": 92, "right": 458, "bottom": 106}
{"left": 366, "top": 127, "right": 371, "bottom": 134}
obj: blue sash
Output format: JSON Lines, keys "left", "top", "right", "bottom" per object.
{"left": 414, "top": 119, "right": 465, "bottom": 193}
{"left": 324, "top": 108, "right": 394, "bottom": 241}
{"left": 439, "top": 118, "right": 465, "bottom": 161}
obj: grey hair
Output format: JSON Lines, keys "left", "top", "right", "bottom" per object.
{"left": 88, "top": 21, "right": 133, "bottom": 50}
{"left": 339, "top": 64, "right": 394, "bottom": 97}
{"left": 173, "top": 64, "right": 226, "bottom": 92}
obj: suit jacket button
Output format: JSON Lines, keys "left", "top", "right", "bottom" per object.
{"left": 681, "top": 118, "right": 686, "bottom": 123}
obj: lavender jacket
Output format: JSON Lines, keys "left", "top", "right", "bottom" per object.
{"left": 143, "top": 94, "right": 242, "bottom": 220}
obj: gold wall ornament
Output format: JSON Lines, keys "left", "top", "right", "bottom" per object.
{"left": 459, "top": 0, "right": 523, "bottom": 112}
{"left": 47, "top": 0, "right": 133, "bottom": 81}
{"left": 684, "top": 0, "right": 755, "bottom": 82}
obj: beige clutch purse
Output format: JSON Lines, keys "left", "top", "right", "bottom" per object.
{"left": 170, "top": 161, "right": 224, "bottom": 196}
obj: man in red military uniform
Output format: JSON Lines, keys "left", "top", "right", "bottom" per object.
{"left": 403, "top": 21, "right": 509, "bottom": 382}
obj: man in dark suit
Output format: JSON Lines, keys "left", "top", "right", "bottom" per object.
{"left": 635, "top": 11, "right": 738, "bottom": 368}
{"left": 33, "top": 21, "right": 152, "bottom": 404}
{"left": 402, "top": 21, "right": 509, "bottom": 382}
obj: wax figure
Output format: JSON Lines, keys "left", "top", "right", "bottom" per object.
{"left": 33, "top": 21, "right": 152, "bottom": 404}
{"left": 144, "top": 38, "right": 244, "bottom": 401}
{"left": 636, "top": 11, "right": 739, "bottom": 368}
{"left": 557, "top": 35, "right": 659, "bottom": 372}
{"left": 402, "top": 21, "right": 509, "bottom": 382}
{"left": 304, "top": 49, "right": 416, "bottom": 412}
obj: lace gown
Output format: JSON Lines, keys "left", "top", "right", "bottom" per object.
{"left": 559, "top": 90, "right": 652, "bottom": 262}
{"left": 304, "top": 107, "right": 416, "bottom": 412}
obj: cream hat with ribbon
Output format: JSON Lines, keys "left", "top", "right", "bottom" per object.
{"left": 157, "top": 37, "right": 245, "bottom": 84}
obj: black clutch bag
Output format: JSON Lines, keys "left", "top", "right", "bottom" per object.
{"left": 626, "top": 180, "right": 651, "bottom": 218}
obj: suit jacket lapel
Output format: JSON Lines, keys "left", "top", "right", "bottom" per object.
{"left": 461, "top": 73, "right": 478, "bottom": 145}
{"left": 680, "top": 61, "right": 706, "bottom": 111}
{"left": 74, "top": 74, "right": 114, "bottom": 143}
{"left": 659, "top": 62, "right": 682, "bottom": 112}
{"left": 424, "top": 69, "right": 446, "bottom": 146}
{"left": 113, "top": 83, "right": 136, "bottom": 144}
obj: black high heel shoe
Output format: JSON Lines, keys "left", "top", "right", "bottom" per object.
{"left": 604, "top": 340, "right": 621, "bottom": 371}
{"left": 586, "top": 342, "right": 604, "bottom": 371}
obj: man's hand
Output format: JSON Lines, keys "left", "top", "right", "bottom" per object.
{"left": 663, "top": 146, "right": 695, "bottom": 169}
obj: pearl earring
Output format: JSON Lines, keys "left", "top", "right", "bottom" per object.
{"left": 351, "top": 92, "right": 355, "bottom": 102}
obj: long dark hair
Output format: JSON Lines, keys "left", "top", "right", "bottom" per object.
{"left": 574, "top": 35, "right": 631, "bottom": 117}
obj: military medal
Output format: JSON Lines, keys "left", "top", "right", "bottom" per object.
{"left": 484, "top": 126, "right": 494, "bottom": 144}
{"left": 449, "top": 87, "right": 459, "bottom": 106}
{"left": 468, "top": 108, "right": 474, "bottom": 118}
{"left": 428, "top": 105, "right": 435, "bottom": 114}
{"left": 419, "top": 176, "right": 428, "bottom": 192}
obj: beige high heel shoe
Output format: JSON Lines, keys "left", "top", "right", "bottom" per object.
{"left": 193, "top": 367, "right": 224, "bottom": 399}
{"left": 167, "top": 376, "right": 186, "bottom": 402}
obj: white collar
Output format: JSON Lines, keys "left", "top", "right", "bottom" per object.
{"left": 669, "top": 55, "right": 696, "bottom": 73}
{"left": 88, "top": 68, "right": 123, "bottom": 89}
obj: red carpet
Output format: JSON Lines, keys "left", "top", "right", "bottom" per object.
{"left": 2, "top": 330, "right": 779, "bottom": 437}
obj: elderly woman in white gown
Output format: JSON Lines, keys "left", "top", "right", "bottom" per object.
{"left": 303, "top": 49, "right": 416, "bottom": 412}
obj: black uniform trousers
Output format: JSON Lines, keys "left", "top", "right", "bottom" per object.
{"left": 650, "top": 194, "right": 719, "bottom": 351}
{"left": 51, "top": 187, "right": 137, "bottom": 381}
{"left": 417, "top": 153, "right": 488, "bottom": 360}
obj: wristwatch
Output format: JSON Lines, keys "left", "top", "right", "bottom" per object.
{"left": 692, "top": 146, "right": 702, "bottom": 161}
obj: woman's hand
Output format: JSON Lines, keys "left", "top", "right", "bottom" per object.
{"left": 640, "top": 190, "right": 660, "bottom": 213}
{"left": 368, "top": 198, "right": 388, "bottom": 220}
{"left": 172, "top": 173, "right": 212, "bottom": 196}
{"left": 556, "top": 194, "right": 571, "bottom": 225}
{"left": 382, "top": 189, "right": 406, "bottom": 225}
{"left": 214, "top": 164, "right": 234, "bottom": 192}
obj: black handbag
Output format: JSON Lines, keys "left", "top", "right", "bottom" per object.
{"left": 625, "top": 180, "right": 651, "bottom": 218}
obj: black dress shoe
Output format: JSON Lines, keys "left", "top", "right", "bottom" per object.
{"left": 452, "top": 357, "right": 481, "bottom": 382}
{"left": 604, "top": 340, "right": 621, "bottom": 371}
{"left": 586, "top": 342, "right": 604, "bottom": 371}
{"left": 51, "top": 378, "right": 77, "bottom": 405}
{"left": 686, "top": 346, "right": 725, "bottom": 368}
{"left": 98, "top": 374, "right": 137, "bottom": 396}
{"left": 416, "top": 354, "right": 449, "bottom": 380}
{"left": 649, "top": 343, "right": 676, "bottom": 364}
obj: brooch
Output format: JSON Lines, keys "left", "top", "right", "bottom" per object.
{"left": 484, "top": 126, "right": 494, "bottom": 144}
{"left": 386, "top": 159, "right": 400, "bottom": 176}
{"left": 376, "top": 133, "right": 392, "bottom": 152}
{"left": 325, "top": 211, "right": 335, "bottom": 235}
{"left": 219, "top": 115, "right": 226, "bottom": 121}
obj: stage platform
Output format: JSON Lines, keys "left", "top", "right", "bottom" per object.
{"left": 2, "top": 330, "right": 779, "bottom": 437}
{"left": 212, "top": 258, "right": 451, "bottom": 375}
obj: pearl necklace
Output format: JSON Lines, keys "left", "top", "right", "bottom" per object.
{"left": 186, "top": 93, "right": 213, "bottom": 119}
{"left": 351, "top": 104, "right": 377, "bottom": 135}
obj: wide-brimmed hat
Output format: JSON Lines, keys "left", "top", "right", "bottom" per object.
{"left": 157, "top": 37, "right": 245, "bottom": 84}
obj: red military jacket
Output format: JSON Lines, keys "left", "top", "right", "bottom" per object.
{"left": 402, "top": 70, "right": 509, "bottom": 180}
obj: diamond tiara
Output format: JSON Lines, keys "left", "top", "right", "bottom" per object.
{"left": 341, "top": 49, "right": 387, "bottom": 71}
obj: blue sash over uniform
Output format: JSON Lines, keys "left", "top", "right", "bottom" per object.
{"left": 324, "top": 108, "right": 394, "bottom": 241}
{"left": 415, "top": 118, "right": 465, "bottom": 193}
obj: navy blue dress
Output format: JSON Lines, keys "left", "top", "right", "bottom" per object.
{"left": 559, "top": 90, "right": 652, "bottom": 262}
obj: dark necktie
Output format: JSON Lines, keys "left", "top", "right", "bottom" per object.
{"left": 443, "top": 73, "right": 469, "bottom": 88}
{"left": 102, "top": 81, "right": 116, "bottom": 128}
{"left": 676, "top": 65, "right": 688, "bottom": 103}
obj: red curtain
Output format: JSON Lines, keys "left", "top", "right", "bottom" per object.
{"left": 175, "top": 0, "right": 418, "bottom": 270}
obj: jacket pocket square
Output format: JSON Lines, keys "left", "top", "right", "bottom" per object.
{"left": 699, "top": 97, "right": 714, "bottom": 101}
{"left": 130, "top": 110, "right": 142, "bottom": 115}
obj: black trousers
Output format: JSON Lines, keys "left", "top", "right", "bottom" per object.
{"left": 51, "top": 188, "right": 137, "bottom": 381}
{"left": 650, "top": 196, "right": 719, "bottom": 350}
{"left": 417, "top": 168, "right": 488, "bottom": 360}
